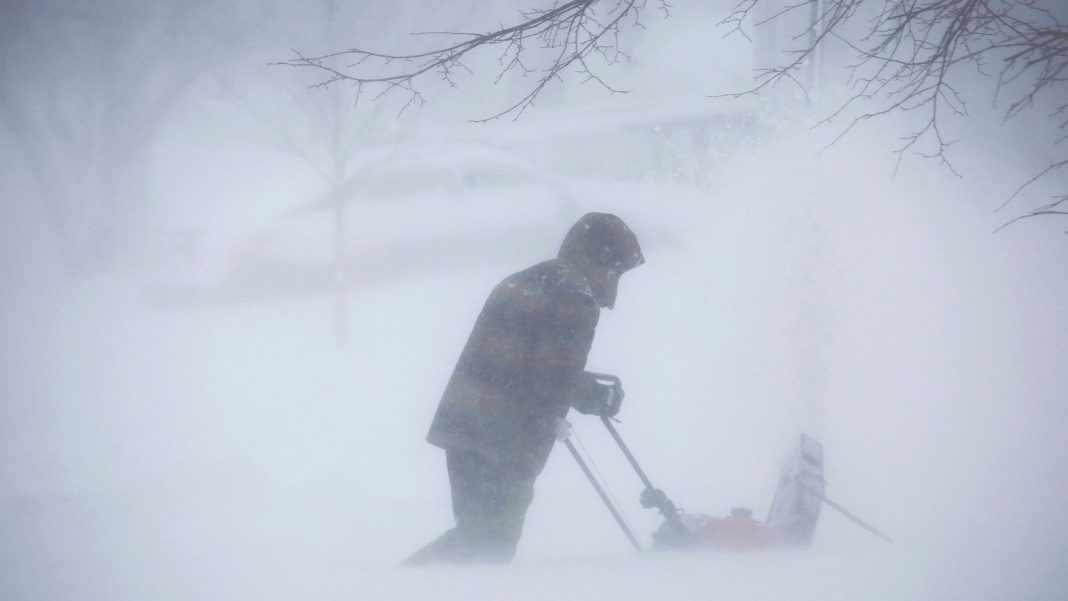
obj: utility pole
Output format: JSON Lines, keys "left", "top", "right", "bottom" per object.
{"left": 327, "top": 0, "right": 349, "bottom": 346}
{"left": 806, "top": 0, "right": 824, "bottom": 110}
{"left": 332, "top": 162, "right": 348, "bottom": 345}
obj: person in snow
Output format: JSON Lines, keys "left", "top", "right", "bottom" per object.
{"left": 403, "top": 212, "right": 645, "bottom": 565}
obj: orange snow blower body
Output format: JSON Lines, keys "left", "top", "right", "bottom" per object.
{"left": 678, "top": 510, "right": 793, "bottom": 551}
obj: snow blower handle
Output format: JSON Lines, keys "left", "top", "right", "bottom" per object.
{"left": 593, "top": 401, "right": 684, "bottom": 524}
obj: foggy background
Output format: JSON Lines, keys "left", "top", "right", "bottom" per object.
{"left": 2, "top": 1, "right": 1066, "bottom": 600}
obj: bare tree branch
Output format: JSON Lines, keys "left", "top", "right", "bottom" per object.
{"left": 275, "top": 0, "right": 671, "bottom": 120}
{"left": 721, "top": 0, "right": 1068, "bottom": 229}
{"left": 278, "top": 0, "right": 1067, "bottom": 230}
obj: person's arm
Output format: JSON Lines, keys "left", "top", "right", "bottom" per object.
{"left": 527, "top": 290, "right": 616, "bottom": 414}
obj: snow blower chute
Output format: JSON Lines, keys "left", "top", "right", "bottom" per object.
{"left": 559, "top": 374, "right": 893, "bottom": 551}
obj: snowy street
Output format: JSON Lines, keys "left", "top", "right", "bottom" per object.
{"left": 3, "top": 1, "right": 1067, "bottom": 599}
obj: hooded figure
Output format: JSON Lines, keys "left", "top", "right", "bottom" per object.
{"left": 405, "top": 213, "right": 644, "bottom": 565}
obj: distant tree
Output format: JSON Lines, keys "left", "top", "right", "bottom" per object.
{"left": 280, "top": 0, "right": 1067, "bottom": 228}
{"left": 222, "top": 0, "right": 392, "bottom": 343}
{"left": 0, "top": 1, "right": 258, "bottom": 273}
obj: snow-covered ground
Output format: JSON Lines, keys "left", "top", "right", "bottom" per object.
{"left": 3, "top": 114, "right": 1067, "bottom": 601}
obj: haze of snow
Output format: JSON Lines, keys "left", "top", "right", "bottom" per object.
{"left": 2, "top": 2, "right": 1067, "bottom": 601}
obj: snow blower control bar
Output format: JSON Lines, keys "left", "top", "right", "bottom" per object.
{"left": 555, "top": 419, "right": 644, "bottom": 551}
{"left": 601, "top": 416, "right": 681, "bottom": 523}
{"left": 587, "top": 373, "right": 682, "bottom": 525}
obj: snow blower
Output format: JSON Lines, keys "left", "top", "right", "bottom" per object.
{"left": 560, "top": 374, "right": 893, "bottom": 551}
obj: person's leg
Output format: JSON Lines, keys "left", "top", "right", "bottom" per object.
{"left": 470, "top": 469, "right": 534, "bottom": 563}
{"left": 400, "top": 529, "right": 464, "bottom": 566}
{"left": 401, "top": 449, "right": 482, "bottom": 566}
{"left": 401, "top": 448, "right": 501, "bottom": 567}
{"left": 454, "top": 450, "right": 535, "bottom": 563}
{"left": 402, "top": 448, "right": 537, "bottom": 565}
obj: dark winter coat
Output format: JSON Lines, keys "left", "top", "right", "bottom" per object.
{"left": 426, "top": 258, "right": 606, "bottom": 473}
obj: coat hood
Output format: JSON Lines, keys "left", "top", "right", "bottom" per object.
{"left": 558, "top": 213, "right": 644, "bottom": 271}
{"left": 558, "top": 213, "right": 644, "bottom": 309}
